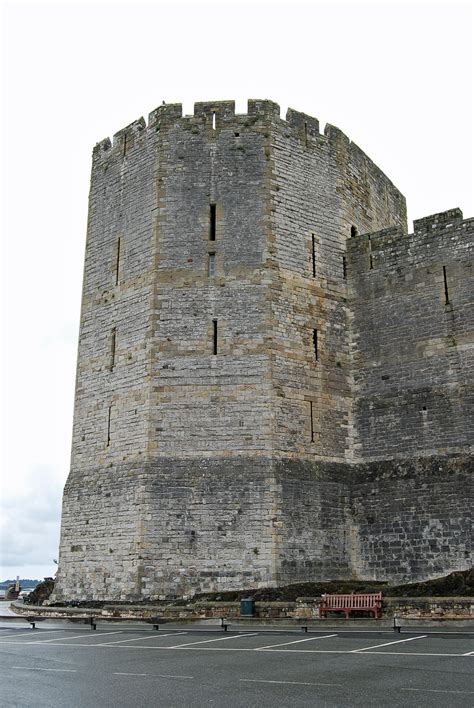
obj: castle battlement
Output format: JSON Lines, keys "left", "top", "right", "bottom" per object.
{"left": 53, "top": 99, "right": 472, "bottom": 603}
{"left": 93, "top": 99, "right": 396, "bottom": 191}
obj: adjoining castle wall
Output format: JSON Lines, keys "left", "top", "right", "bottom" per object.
{"left": 348, "top": 209, "right": 474, "bottom": 460}
{"left": 349, "top": 455, "right": 472, "bottom": 582}
{"left": 53, "top": 100, "right": 472, "bottom": 602}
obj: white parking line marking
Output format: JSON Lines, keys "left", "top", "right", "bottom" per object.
{"left": 169, "top": 633, "right": 258, "bottom": 648}
{"left": 0, "top": 630, "right": 64, "bottom": 639}
{"left": 0, "top": 640, "right": 470, "bottom": 657}
{"left": 351, "top": 635, "right": 427, "bottom": 652}
{"left": 29, "top": 631, "right": 124, "bottom": 644}
{"left": 463, "top": 651, "right": 474, "bottom": 656}
{"left": 240, "top": 679, "right": 342, "bottom": 687}
{"left": 99, "top": 632, "right": 187, "bottom": 645}
{"left": 113, "top": 671, "right": 194, "bottom": 679}
{"left": 12, "top": 666, "right": 77, "bottom": 673}
{"left": 256, "top": 634, "right": 337, "bottom": 650}
{"left": 401, "top": 688, "right": 474, "bottom": 695}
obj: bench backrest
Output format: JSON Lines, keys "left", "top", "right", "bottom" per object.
{"left": 321, "top": 592, "right": 382, "bottom": 609}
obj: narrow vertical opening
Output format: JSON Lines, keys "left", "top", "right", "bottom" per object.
{"left": 212, "top": 111, "right": 216, "bottom": 130}
{"left": 115, "top": 237, "right": 121, "bottom": 285}
{"left": 443, "top": 266, "right": 450, "bottom": 304}
{"left": 123, "top": 134, "right": 127, "bottom": 157}
{"left": 110, "top": 327, "right": 116, "bottom": 370}
{"left": 313, "top": 329, "right": 318, "bottom": 361}
{"left": 368, "top": 235, "right": 373, "bottom": 270}
{"left": 310, "top": 401, "right": 315, "bottom": 443}
{"left": 351, "top": 225, "right": 358, "bottom": 238}
{"left": 106, "top": 405, "right": 112, "bottom": 447}
{"left": 209, "top": 204, "right": 216, "bottom": 241}
{"left": 212, "top": 319, "right": 218, "bottom": 355}
{"left": 208, "top": 252, "right": 215, "bottom": 277}
{"left": 304, "top": 121, "right": 308, "bottom": 147}
{"left": 342, "top": 255, "right": 347, "bottom": 280}
{"left": 311, "top": 234, "right": 316, "bottom": 278}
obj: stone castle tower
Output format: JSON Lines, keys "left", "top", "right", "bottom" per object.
{"left": 53, "top": 100, "right": 472, "bottom": 602}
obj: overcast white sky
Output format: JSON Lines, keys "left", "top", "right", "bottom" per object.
{"left": 1, "top": 0, "right": 473, "bottom": 582}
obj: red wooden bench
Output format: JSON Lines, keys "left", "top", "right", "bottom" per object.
{"left": 319, "top": 592, "right": 383, "bottom": 619}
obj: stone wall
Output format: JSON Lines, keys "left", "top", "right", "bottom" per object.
{"left": 53, "top": 99, "right": 472, "bottom": 602}
{"left": 348, "top": 209, "right": 474, "bottom": 461}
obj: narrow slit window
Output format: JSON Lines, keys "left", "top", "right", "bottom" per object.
{"left": 106, "top": 405, "right": 112, "bottom": 447}
{"left": 123, "top": 134, "right": 127, "bottom": 156}
{"left": 310, "top": 401, "right": 315, "bottom": 442}
{"left": 311, "top": 234, "right": 316, "bottom": 278}
{"left": 212, "top": 319, "right": 218, "bottom": 355}
{"left": 208, "top": 252, "right": 216, "bottom": 277}
{"left": 368, "top": 236, "right": 373, "bottom": 270}
{"left": 342, "top": 255, "right": 347, "bottom": 280}
{"left": 304, "top": 121, "right": 308, "bottom": 147}
{"left": 351, "top": 225, "right": 358, "bottom": 238}
{"left": 313, "top": 329, "right": 318, "bottom": 361}
{"left": 115, "top": 237, "right": 121, "bottom": 285}
{"left": 212, "top": 112, "right": 216, "bottom": 130}
{"left": 209, "top": 204, "right": 216, "bottom": 241}
{"left": 110, "top": 327, "right": 116, "bottom": 370}
{"left": 443, "top": 266, "right": 450, "bottom": 304}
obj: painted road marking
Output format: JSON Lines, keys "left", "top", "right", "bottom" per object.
{"left": 12, "top": 666, "right": 77, "bottom": 672}
{"left": 256, "top": 634, "right": 338, "bottom": 650}
{"left": 0, "top": 639, "right": 471, "bottom": 657}
{"left": 98, "top": 631, "right": 187, "bottom": 646}
{"left": 463, "top": 651, "right": 474, "bottom": 656}
{"left": 113, "top": 672, "right": 147, "bottom": 676}
{"left": 0, "top": 630, "right": 64, "bottom": 640}
{"left": 240, "top": 678, "right": 342, "bottom": 687}
{"left": 169, "top": 633, "right": 258, "bottom": 648}
{"left": 401, "top": 688, "right": 474, "bottom": 695}
{"left": 351, "top": 635, "right": 427, "bottom": 652}
{"left": 29, "top": 631, "right": 124, "bottom": 644}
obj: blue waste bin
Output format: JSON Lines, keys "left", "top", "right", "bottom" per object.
{"left": 240, "top": 598, "right": 255, "bottom": 616}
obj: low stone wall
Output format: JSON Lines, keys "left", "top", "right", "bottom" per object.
{"left": 12, "top": 596, "right": 473, "bottom": 620}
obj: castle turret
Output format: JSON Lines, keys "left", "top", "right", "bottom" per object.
{"left": 52, "top": 100, "right": 471, "bottom": 601}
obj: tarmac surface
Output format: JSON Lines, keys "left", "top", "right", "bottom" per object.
{"left": 1, "top": 615, "right": 473, "bottom": 707}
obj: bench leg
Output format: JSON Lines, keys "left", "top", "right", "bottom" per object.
{"left": 153, "top": 624, "right": 159, "bottom": 631}
{"left": 29, "top": 622, "right": 36, "bottom": 630}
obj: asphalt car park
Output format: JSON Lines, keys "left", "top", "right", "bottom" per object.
{"left": 1, "top": 622, "right": 472, "bottom": 707}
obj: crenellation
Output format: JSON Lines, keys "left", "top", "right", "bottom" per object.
{"left": 53, "top": 99, "right": 472, "bottom": 603}
{"left": 414, "top": 207, "right": 464, "bottom": 234}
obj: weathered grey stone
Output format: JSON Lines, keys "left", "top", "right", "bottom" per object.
{"left": 52, "top": 100, "right": 472, "bottom": 602}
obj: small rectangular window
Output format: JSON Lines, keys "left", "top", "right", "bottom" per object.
{"left": 313, "top": 329, "right": 318, "bottom": 361}
{"left": 106, "top": 405, "right": 112, "bottom": 447}
{"left": 443, "top": 266, "right": 450, "bottom": 304}
{"left": 212, "top": 319, "right": 218, "bottom": 355}
{"left": 115, "top": 237, "right": 121, "bottom": 285}
{"left": 208, "top": 252, "right": 216, "bottom": 277}
{"left": 209, "top": 204, "right": 216, "bottom": 241}
{"left": 110, "top": 327, "right": 116, "bottom": 370}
